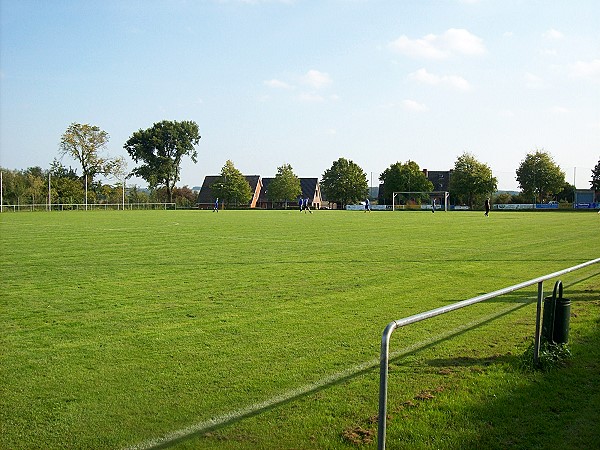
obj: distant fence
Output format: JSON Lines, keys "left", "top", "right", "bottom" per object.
{"left": 0, "top": 203, "right": 176, "bottom": 212}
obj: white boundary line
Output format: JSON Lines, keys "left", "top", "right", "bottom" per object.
{"left": 126, "top": 301, "right": 526, "bottom": 450}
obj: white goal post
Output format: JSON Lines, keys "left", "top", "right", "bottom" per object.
{"left": 392, "top": 191, "right": 449, "bottom": 212}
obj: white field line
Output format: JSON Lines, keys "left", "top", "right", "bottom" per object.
{"left": 126, "top": 302, "right": 526, "bottom": 450}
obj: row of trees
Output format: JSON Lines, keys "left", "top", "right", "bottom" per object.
{"left": 0, "top": 163, "right": 199, "bottom": 208}
{"left": 377, "top": 151, "right": 600, "bottom": 209}
{"left": 2, "top": 119, "right": 599, "bottom": 209}
{"left": 1, "top": 120, "right": 201, "bottom": 208}
{"left": 206, "top": 150, "right": 581, "bottom": 210}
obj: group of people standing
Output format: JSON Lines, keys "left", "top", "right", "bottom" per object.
{"left": 299, "top": 197, "right": 312, "bottom": 213}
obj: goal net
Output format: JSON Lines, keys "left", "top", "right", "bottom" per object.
{"left": 392, "top": 191, "right": 449, "bottom": 212}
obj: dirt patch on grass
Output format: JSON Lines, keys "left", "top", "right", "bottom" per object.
{"left": 342, "top": 426, "right": 375, "bottom": 446}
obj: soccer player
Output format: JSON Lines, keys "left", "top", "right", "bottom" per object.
{"left": 484, "top": 198, "right": 490, "bottom": 216}
{"left": 365, "top": 198, "right": 371, "bottom": 212}
{"left": 298, "top": 196, "right": 303, "bottom": 212}
{"left": 303, "top": 197, "right": 312, "bottom": 214}
{"left": 213, "top": 198, "right": 219, "bottom": 212}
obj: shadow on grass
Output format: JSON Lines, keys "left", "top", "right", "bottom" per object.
{"left": 442, "top": 274, "right": 600, "bottom": 305}
{"left": 451, "top": 318, "right": 600, "bottom": 449}
{"left": 134, "top": 302, "right": 531, "bottom": 449}
{"left": 427, "top": 353, "right": 514, "bottom": 368}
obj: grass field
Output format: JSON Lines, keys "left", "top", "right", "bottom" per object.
{"left": 1, "top": 209, "right": 599, "bottom": 449}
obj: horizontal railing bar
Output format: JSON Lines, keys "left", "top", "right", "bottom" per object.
{"left": 389, "top": 257, "right": 600, "bottom": 330}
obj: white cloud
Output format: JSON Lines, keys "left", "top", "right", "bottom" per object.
{"left": 524, "top": 72, "right": 547, "bottom": 89}
{"left": 297, "top": 93, "right": 325, "bottom": 103}
{"left": 503, "top": 31, "right": 514, "bottom": 38}
{"left": 409, "top": 68, "right": 471, "bottom": 91}
{"left": 540, "top": 49, "right": 558, "bottom": 56}
{"left": 302, "top": 70, "right": 332, "bottom": 89}
{"left": 264, "top": 79, "right": 292, "bottom": 89}
{"left": 543, "top": 28, "right": 564, "bottom": 40}
{"left": 569, "top": 59, "right": 600, "bottom": 83}
{"left": 402, "top": 99, "right": 428, "bottom": 112}
{"left": 549, "top": 106, "right": 570, "bottom": 114}
{"left": 498, "top": 109, "right": 515, "bottom": 118}
{"left": 389, "top": 28, "right": 485, "bottom": 59}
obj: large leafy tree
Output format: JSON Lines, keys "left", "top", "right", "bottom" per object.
{"left": 449, "top": 152, "right": 497, "bottom": 208}
{"left": 267, "top": 163, "right": 301, "bottom": 208}
{"left": 516, "top": 150, "right": 565, "bottom": 203}
{"left": 59, "top": 123, "right": 112, "bottom": 188}
{"left": 210, "top": 160, "right": 252, "bottom": 208}
{"left": 124, "top": 120, "right": 201, "bottom": 202}
{"left": 320, "top": 157, "right": 368, "bottom": 208}
{"left": 379, "top": 160, "right": 433, "bottom": 204}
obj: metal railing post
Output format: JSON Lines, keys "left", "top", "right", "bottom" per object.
{"left": 378, "top": 322, "right": 397, "bottom": 450}
{"left": 534, "top": 281, "right": 543, "bottom": 366}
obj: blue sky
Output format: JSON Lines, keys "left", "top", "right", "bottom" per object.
{"left": 1, "top": 0, "right": 599, "bottom": 191}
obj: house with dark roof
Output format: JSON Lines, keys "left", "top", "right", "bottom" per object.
{"left": 258, "top": 177, "right": 322, "bottom": 209}
{"left": 196, "top": 175, "right": 263, "bottom": 209}
{"left": 423, "top": 169, "right": 452, "bottom": 192}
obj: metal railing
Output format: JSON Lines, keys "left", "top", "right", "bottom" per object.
{"left": 0, "top": 202, "right": 177, "bottom": 212}
{"left": 377, "top": 257, "right": 600, "bottom": 450}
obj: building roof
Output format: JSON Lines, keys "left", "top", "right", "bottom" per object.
{"left": 258, "top": 177, "right": 321, "bottom": 202}
{"left": 196, "top": 175, "right": 221, "bottom": 204}
{"left": 300, "top": 178, "right": 320, "bottom": 200}
{"left": 423, "top": 170, "right": 452, "bottom": 192}
{"left": 196, "top": 175, "right": 262, "bottom": 206}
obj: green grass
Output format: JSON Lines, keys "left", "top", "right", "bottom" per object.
{"left": 1, "top": 209, "right": 599, "bottom": 449}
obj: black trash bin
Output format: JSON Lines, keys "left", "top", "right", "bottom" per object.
{"left": 542, "top": 280, "right": 570, "bottom": 344}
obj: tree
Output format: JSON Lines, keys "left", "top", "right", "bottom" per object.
{"left": 320, "top": 157, "right": 368, "bottom": 209}
{"left": 267, "top": 163, "right": 301, "bottom": 208}
{"left": 25, "top": 168, "right": 46, "bottom": 205}
{"left": 1, "top": 169, "right": 26, "bottom": 205}
{"left": 49, "top": 159, "right": 83, "bottom": 204}
{"left": 591, "top": 159, "right": 600, "bottom": 192}
{"left": 556, "top": 182, "right": 575, "bottom": 203}
{"left": 449, "top": 152, "right": 497, "bottom": 208}
{"left": 59, "top": 123, "right": 112, "bottom": 188}
{"left": 516, "top": 150, "right": 565, "bottom": 203}
{"left": 493, "top": 192, "right": 513, "bottom": 204}
{"left": 379, "top": 160, "right": 433, "bottom": 204}
{"left": 124, "top": 120, "right": 201, "bottom": 202}
{"left": 128, "top": 185, "right": 149, "bottom": 204}
{"left": 210, "top": 160, "right": 252, "bottom": 208}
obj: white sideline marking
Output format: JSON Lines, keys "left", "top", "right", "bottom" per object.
{"left": 126, "top": 303, "right": 524, "bottom": 450}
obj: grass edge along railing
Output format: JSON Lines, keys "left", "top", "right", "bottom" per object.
{"left": 377, "top": 257, "right": 600, "bottom": 450}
